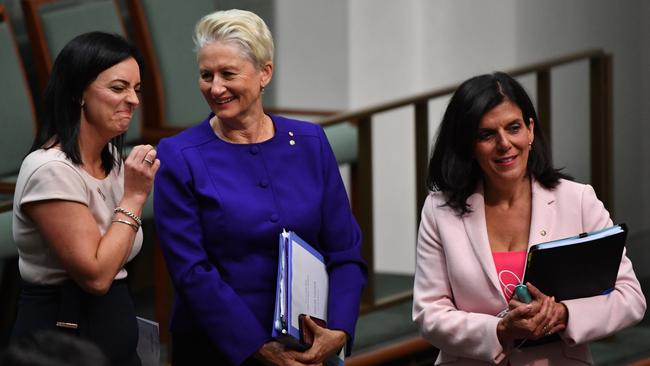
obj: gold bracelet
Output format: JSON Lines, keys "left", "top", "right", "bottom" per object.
{"left": 112, "top": 218, "right": 139, "bottom": 232}
{"left": 114, "top": 207, "right": 142, "bottom": 226}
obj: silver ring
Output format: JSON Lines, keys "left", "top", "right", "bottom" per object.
{"left": 143, "top": 158, "right": 154, "bottom": 165}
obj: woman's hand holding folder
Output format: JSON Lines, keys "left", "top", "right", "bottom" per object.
{"left": 497, "top": 283, "right": 568, "bottom": 345}
{"left": 254, "top": 315, "right": 346, "bottom": 366}
{"left": 254, "top": 341, "right": 308, "bottom": 366}
{"left": 289, "top": 315, "right": 346, "bottom": 365}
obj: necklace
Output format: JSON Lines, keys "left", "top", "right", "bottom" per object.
{"left": 97, "top": 187, "right": 106, "bottom": 201}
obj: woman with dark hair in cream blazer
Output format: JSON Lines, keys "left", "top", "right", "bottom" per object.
{"left": 413, "top": 72, "right": 646, "bottom": 365}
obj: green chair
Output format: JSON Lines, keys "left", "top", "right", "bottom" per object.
{"left": 0, "top": 2, "right": 36, "bottom": 231}
{"left": 126, "top": 0, "right": 212, "bottom": 138}
{"left": 323, "top": 122, "right": 357, "bottom": 165}
{"left": 22, "top": 0, "right": 143, "bottom": 144}
{"left": 0, "top": 4, "right": 36, "bottom": 345}
{"left": 0, "top": 5, "right": 37, "bottom": 195}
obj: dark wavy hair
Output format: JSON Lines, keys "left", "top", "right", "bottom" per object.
{"left": 426, "top": 72, "right": 570, "bottom": 216}
{"left": 31, "top": 31, "right": 143, "bottom": 174}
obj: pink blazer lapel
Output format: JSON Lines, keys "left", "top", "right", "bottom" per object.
{"left": 462, "top": 185, "right": 503, "bottom": 298}
{"left": 461, "top": 179, "right": 558, "bottom": 299}
{"left": 528, "top": 179, "right": 558, "bottom": 247}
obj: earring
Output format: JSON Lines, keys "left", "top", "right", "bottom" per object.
{"left": 81, "top": 99, "right": 85, "bottom": 107}
{"left": 260, "top": 85, "right": 266, "bottom": 95}
{"left": 529, "top": 141, "right": 533, "bottom": 150}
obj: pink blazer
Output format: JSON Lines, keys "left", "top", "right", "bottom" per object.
{"left": 413, "top": 179, "right": 646, "bottom": 365}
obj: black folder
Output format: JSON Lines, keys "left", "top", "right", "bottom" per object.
{"left": 522, "top": 224, "right": 627, "bottom": 301}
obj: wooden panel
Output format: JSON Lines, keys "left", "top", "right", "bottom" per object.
{"left": 536, "top": 70, "right": 552, "bottom": 149}
{"left": 590, "top": 54, "right": 614, "bottom": 215}
{"left": 355, "top": 116, "right": 375, "bottom": 307}
{"left": 124, "top": 0, "right": 165, "bottom": 132}
{"left": 21, "top": 0, "right": 54, "bottom": 91}
{"left": 414, "top": 102, "right": 429, "bottom": 230}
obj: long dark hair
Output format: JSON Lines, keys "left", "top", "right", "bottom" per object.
{"left": 426, "top": 72, "right": 570, "bottom": 215}
{"left": 31, "top": 31, "right": 143, "bottom": 174}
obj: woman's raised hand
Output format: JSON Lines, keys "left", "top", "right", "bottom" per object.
{"left": 122, "top": 144, "right": 160, "bottom": 205}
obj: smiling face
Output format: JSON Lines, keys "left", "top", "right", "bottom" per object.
{"left": 197, "top": 41, "right": 272, "bottom": 124}
{"left": 81, "top": 57, "right": 141, "bottom": 138}
{"left": 474, "top": 100, "right": 534, "bottom": 189}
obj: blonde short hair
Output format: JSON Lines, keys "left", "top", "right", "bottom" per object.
{"left": 194, "top": 9, "right": 274, "bottom": 69}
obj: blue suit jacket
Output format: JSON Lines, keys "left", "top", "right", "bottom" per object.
{"left": 154, "top": 114, "right": 367, "bottom": 365}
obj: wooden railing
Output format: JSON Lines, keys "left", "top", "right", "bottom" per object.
{"left": 316, "top": 49, "right": 613, "bottom": 313}
{"left": 347, "top": 336, "right": 435, "bottom": 366}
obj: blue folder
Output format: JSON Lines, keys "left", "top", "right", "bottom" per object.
{"left": 272, "top": 230, "right": 328, "bottom": 348}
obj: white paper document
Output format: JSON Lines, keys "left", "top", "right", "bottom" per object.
{"left": 136, "top": 316, "right": 160, "bottom": 366}
{"left": 290, "top": 238, "right": 328, "bottom": 330}
{"left": 271, "top": 230, "right": 345, "bottom": 365}
{"left": 272, "top": 230, "right": 328, "bottom": 345}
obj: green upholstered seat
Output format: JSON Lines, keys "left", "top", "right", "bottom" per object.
{"left": 38, "top": 1, "right": 124, "bottom": 60}
{"left": 0, "top": 7, "right": 28, "bottom": 285}
{"left": 0, "top": 210, "right": 16, "bottom": 258}
{"left": 0, "top": 19, "right": 36, "bottom": 179}
{"left": 133, "top": 0, "right": 212, "bottom": 128}
{"left": 323, "top": 122, "right": 357, "bottom": 165}
{"left": 34, "top": 0, "right": 142, "bottom": 144}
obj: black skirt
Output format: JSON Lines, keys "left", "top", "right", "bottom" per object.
{"left": 11, "top": 279, "right": 141, "bottom": 366}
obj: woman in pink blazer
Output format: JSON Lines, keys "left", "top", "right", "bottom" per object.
{"left": 413, "top": 72, "right": 646, "bottom": 365}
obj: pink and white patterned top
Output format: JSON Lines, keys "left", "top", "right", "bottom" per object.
{"left": 492, "top": 250, "right": 527, "bottom": 301}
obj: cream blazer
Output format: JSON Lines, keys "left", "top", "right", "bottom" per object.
{"left": 413, "top": 179, "right": 646, "bottom": 365}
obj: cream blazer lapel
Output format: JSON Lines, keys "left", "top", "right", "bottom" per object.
{"left": 462, "top": 185, "right": 504, "bottom": 300}
{"left": 528, "top": 179, "right": 558, "bottom": 247}
{"left": 461, "top": 179, "right": 558, "bottom": 299}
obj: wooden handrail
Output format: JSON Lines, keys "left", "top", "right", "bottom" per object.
{"left": 0, "top": 201, "right": 11, "bottom": 214}
{"left": 317, "top": 49, "right": 604, "bottom": 126}
{"left": 315, "top": 49, "right": 613, "bottom": 315}
{"left": 347, "top": 336, "right": 435, "bottom": 366}
{"left": 628, "top": 357, "right": 650, "bottom": 366}
{"left": 0, "top": 182, "right": 16, "bottom": 195}
{"left": 264, "top": 107, "right": 339, "bottom": 117}
{"left": 359, "top": 290, "right": 412, "bottom": 315}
